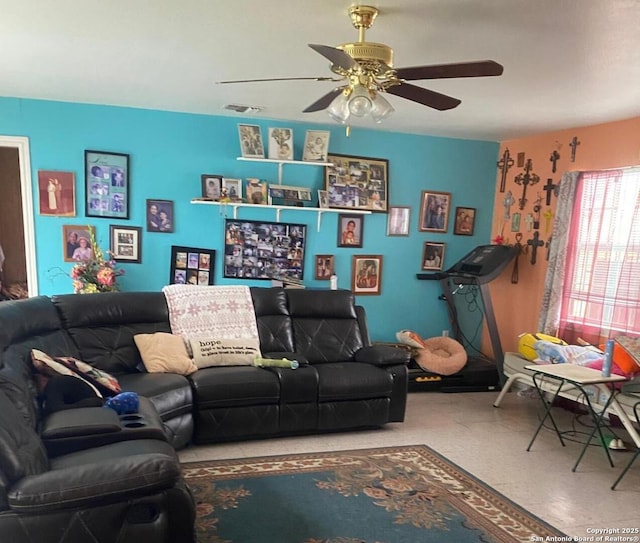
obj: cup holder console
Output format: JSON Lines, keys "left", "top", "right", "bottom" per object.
{"left": 119, "top": 414, "right": 147, "bottom": 429}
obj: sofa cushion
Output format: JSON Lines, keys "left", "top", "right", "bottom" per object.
{"left": 251, "top": 287, "right": 294, "bottom": 353}
{"left": 117, "top": 373, "right": 192, "bottom": 421}
{"left": 316, "top": 363, "right": 393, "bottom": 401}
{"left": 189, "top": 366, "right": 280, "bottom": 408}
{"left": 134, "top": 332, "right": 198, "bottom": 375}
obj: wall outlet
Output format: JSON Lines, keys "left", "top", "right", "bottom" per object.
{"left": 442, "top": 330, "right": 449, "bottom": 337}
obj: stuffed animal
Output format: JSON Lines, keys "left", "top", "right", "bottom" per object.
{"left": 533, "top": 340, "right": 602, "bottom": 366}
{"left": 396, "top": 330, "right": 427, "bottom": 349}
{"left": 253, "top": 357, "right": 299, "bottom": 369}
{"left": 104, "top": 392, "right": 139, "bottom": 415}
{"left": 518, "top": 332, "right": 567, "bottom": 361}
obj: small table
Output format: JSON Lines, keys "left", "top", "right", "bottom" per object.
{"left": 524, "top": 364, "right": 627, "bottom": 471}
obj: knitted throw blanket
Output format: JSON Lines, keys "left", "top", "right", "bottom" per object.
{"left": 162, "top": 285, "right": 259, "bottom": 341}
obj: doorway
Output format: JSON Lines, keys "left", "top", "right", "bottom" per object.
{"left": 0, "top": 136, "right": 37, "bottom": 297}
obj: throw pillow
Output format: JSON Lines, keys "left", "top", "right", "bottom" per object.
{"left": 189, "top": 337, "right": 261, "bottom": 368}
{"left": 134, "top": 332, "right": 198, "bottom": 375}
{"left": 31, "top": 349, "right": 103, "bottom": 398}
{"left": 55, "top": 356, "right": 121, "bottom": 396}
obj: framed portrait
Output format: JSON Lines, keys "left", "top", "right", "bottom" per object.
{"left": 245, "top": 178, "right": 268, "bottom": 205}
{"left": 201, "top": 174, "right": 223, "bottom": 200}
{"left": 454, "top": 207, "right": 476, "bottom": 235}
{"left": 387, "top": 206, "right": 410, "bottom": 236}
{"left": 62, "top": 224, "right": 95, "bottom": 263}
{"left": 85, "top": 150, "right": 129, "bottom": 219}
{"left": 303, "top": 130, "right": 330, "bottom": 162}
{"left": 268, "top": 184, "right": 312, "bottom": 206}
{"left": 418, "top": 190, "right": 451, "bottom": 232}
{"left": 337, "top": 214, "right": 364, "bottom": 248}
{"left": 222, "top": 178, "right": 242, "bottom": 201}
{"left": 38, "top": 170, "right": 75, "bottom": 216}
{"left": 109, "top": 225, "right": 142, "bottom": 263}
{"left": 146, "top": 199, "right": 174, "bottom": 233}
{"left": 238, "top": 124, "right": 265, "bottom": 158}
{"left": 268, "top": 127, "right": 294, "bottom": 160}
{"left": 422, "top": 242, "right": 446, "bottom": 271}
{"left": 317, "top": 190, "right": 329, "bottom": 209}
{"left": 170, "top": 245, "right": 215, "bottom": 285}
{"left": 314, "top": 254, "right": 335, "bottom": 280}
{"left": 223, "top": 219, "right": 306, "bottom": 280}
{"left": 351, "top": 255, "right": 383, "bottom": 296}
{"left": 325, "top": 153, "right": 388, "bottom": 212}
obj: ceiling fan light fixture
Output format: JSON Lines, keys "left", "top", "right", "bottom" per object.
{"left": 327, "top": 92, "right": 350, "bottom": 123}
{"left": 370, "top": 92, "right": 394, "bottom": 123}
{"left": 347, "top": 85, "right": 373, "bottom": 117}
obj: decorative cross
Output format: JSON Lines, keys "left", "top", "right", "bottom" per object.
{"left": 511, "top": 233, "right": 524, "bottom": 284}
{"left": 532, "top": 194, "right": 542, "bottom": 230}
{"left": 527, "top": 231, "right": 545, "bottom": 265}
{"left": 543, "top": 178, "right": 557, "bottom": 205}
{"left": 543, "top": 209, "right": 554, "bottom": 234}
{"left": 525, "top": 213, "right": 534, "bottom": 232}
{"left": 545, "top": 235, "right": 553, "bottom": 261}
{"left": 513, "top": 158, "right": 540, "bottom": 210}
{"left": 503, "top": 190, "right": 515, "bottom": 219}
{"left": 569, "top": 136, "right": 581, "bottom": 162}
{"left": 549, "top": 150, "right": 560, "bottom": 173}
{"left": 497, "top": 148, "right": 515, "bottom": 193}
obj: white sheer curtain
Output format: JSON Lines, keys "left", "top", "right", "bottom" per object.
{"left": 537, "top": 171, "right": 580, "bottom": 334}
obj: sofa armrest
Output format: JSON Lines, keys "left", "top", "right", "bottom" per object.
{"left": 41, "top": 407, "right": 122, "bottom": 439}
{"left": 355, "top": 345, "right": 410, "bottom": 366}
{"left": 8, "top": 453, "right": 180, "bottom": 513}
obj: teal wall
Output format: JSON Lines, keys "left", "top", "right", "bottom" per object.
{"left": 0, "top": 97, "right": 499, "bottom": 342}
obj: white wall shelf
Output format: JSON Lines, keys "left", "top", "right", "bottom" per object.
{"left": 190, "top": 199, "right": 370, "bottom": 231}
{"left": 236, "top": 157, "right": 332, "bottom": 184}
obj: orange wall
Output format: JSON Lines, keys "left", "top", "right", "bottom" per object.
{"left": 487, "top": 116, "right": 640, "bottom": 355}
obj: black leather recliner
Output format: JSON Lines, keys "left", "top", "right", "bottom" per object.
{"left": 0, "top": 389, "right": 195, "bottom": 543}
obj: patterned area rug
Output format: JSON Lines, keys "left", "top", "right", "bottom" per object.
{"left": 182, "top": 445, "right": 564, "bottom": 543}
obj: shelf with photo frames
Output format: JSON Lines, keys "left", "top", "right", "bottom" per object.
{"left": 236, "top": 157, "right": 332, "bottom": 184}
{"left": 190, "top": 198, "right": 370, "bottom": 232}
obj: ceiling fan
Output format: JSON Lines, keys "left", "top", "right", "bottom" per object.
{"left": 218, "top": 5, "right": 503, "bottom": 124}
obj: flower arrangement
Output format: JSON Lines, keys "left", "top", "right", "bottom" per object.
{"left": 70, "top": 229, "right": 124, "bottom": 294}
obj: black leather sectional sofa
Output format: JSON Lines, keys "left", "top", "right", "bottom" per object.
{"left": 0, "top": 287, "right": 409, "bottom": 542}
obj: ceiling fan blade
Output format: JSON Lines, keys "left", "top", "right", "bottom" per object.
{"left": 303, "top": 88, "right": 344, "bottom": 113}
{"left": 217, "top": 76, "right": 341, "bottom": 84}
{"left": 386, "top": 83, "right": 461, "bottom": 111}
{"left": 308, "top": 44, "right": 360, "bottom": 72}
{"left": 395, "top": 60, "right": 504, "bottom": 81}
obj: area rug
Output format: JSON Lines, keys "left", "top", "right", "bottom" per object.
{"left": 182, "top": 445, "right": 565, "bottom": 543}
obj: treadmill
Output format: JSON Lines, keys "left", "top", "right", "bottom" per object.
{"left": 414, "top": 244, "right": 518, "bottom": 392}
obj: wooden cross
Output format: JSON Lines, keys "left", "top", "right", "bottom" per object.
{"left": 569, "top": 136, "right": 581, "bottom": 162}
{"left": 513, "top": 158, "right": 540, "bottom": 210}
{"left": 543, "top": 178, "right": 557, "bottom": 205}
{"left": 546, "top": 235, "right": 553, "bottom": 261}
{"left": 497, "top": 148, "right": 514, "bottom": 193}
{"left": 549, "top": 150, "right": 560, "bottom": 173}
{"left": 527, "top": 231, "right": 544, "bottom": 265}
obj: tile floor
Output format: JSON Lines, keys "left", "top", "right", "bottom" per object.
{"left": 179, "top": 389, "right": 640, "bottom": 539}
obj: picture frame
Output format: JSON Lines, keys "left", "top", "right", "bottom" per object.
{"left": 303, "top": 129, "right": 330, "bottom": 162}
{"left": 317, "top": 189, "right": 329, "bottom": 209}
{"left": 38, "top": 170, "right": 76, "bottom": 216}
{"left": 268, "top": 184, "right": 312, "bottom": 206}
{"left": 453, "top": 207, "right": 476, "bottom": 236}
{"left": 62, "top": 224, "right": 95, "bottom": 262}
{"left": 314, "top": 254, "right": 335, "bottom": 280}
{"left": 421, "top": 242, "right": 446, "bottom": 271}
{"left": 387, "top": 206, "right": 410, "bottom": 236}
{"left": 146, "top": 199, "right": 174, "bottom": 233}
{"left": 85, "top": 150, "right": 129, "bottom": 219}
{"left": 109, "top": 225, "right": 142, "bottom": 263}
{"left": 170, "top": 245, "right": 215, "bottom": 286}
{"left": 245, "top": 178, "right": 268, "bottom": 204}
{"left": 201, "top": 174, "right": 223, "bottom": 200}
{"left": 268, "top": 127, "right": 294, "bottom": 160}
{"left": 223, "top": 219, "right": 306, "bottom": 280}
{"left": 325, "top": 153, "right": 388, "bottom": 212}
{"left": 351, "top": 255, "right": 383, "bottom": 296}
{"left": 222, "top": 178, "right": 242, "bottom": 201}
{"left": 511, "top": 212, "right": 521, "bottom": 232}
{"left": 418, "top": 190, "right": 451, "bottom": 232}
{"left": 337, "top": 214, "right": 364, "bottom": 248}
{"left": 238, "top": 124, "right": 265, "bottom": 158}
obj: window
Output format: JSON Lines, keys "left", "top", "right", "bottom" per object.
{"left": 558, "top": 168, "right": 640, "bottom": 343}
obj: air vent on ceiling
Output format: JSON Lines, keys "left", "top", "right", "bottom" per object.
{"left": 224, "top": 104, "right": 264, "bottom": 113}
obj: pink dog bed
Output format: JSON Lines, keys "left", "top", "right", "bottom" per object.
{"left": 414, "top": 336, "right": 468, "bottom": 376}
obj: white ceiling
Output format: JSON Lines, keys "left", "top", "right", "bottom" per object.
{"left": 1, "top": 0, "right": 639, "bottom": 141}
